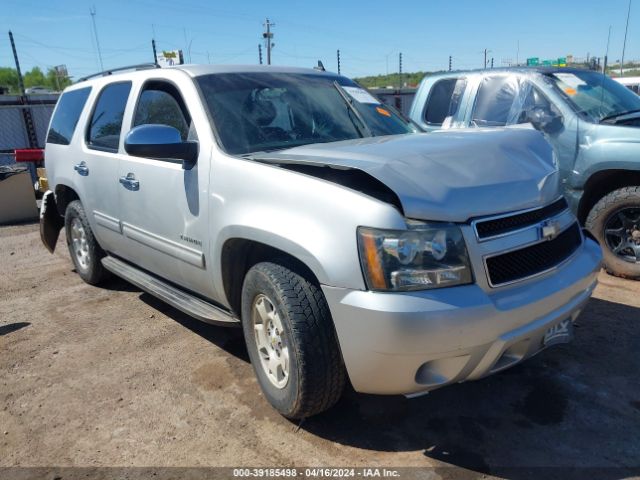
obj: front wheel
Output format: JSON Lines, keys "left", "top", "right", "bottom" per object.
{"left": 586, "top": 186, "right": 640, "bottom": 279}
{"left": 241, "top": 262, "right": 346, "bottom": 419}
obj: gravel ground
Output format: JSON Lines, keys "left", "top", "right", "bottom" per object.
{"left": 0, "top": 222, "right": 638, "bottom": 479}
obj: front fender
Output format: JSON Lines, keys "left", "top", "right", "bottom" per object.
{"left": 573, "top": 135, "right": 640, "bottom": 188}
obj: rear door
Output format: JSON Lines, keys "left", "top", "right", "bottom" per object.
{"left": 116, "top": 78, "right": 212, "bottom": 295}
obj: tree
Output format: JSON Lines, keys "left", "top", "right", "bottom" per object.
{"left": 0, "top": 67, "right": 19, "bottom": 93}
{"left": 46, "top": 67, "right": 72, "bottom": 91}
{"left": 0, "top": 65, "right": 72, "bottom": 93}
{"left": 23, "top": 66, "right": 46, "bottom": 88}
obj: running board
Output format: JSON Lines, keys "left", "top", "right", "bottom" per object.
{"left": 101, "top": 256, "right": 239, "bottom": 326}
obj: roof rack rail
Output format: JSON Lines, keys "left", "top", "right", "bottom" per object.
{"left": 77, "top": 63, "right": 161, "bottom": 82}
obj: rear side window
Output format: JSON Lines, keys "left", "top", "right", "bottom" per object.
{"left": 424, "top": 78, "right": 466, "bottom": 126}
{"left": 87, "top": 82, "right": 132, "bottom": 151}
{"left": 46, "top": 87, "right": 91, "bottom": 145}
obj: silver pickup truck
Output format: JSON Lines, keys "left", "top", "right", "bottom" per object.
{"left": 40, "top": 64, "right": 602, "bottom": 418}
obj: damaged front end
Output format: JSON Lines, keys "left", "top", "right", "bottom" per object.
{"left": 40, "top": 190, "right": 63, "bottom": 253}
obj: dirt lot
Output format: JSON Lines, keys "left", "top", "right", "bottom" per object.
{"left": 1, "top": 222, "right": 639, "bottom": 478}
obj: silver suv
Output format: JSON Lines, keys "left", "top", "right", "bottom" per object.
{"left": 40, "top": 64, "right": 602, "bottom": 418}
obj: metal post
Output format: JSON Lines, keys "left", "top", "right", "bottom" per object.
{"left": 258, "top": 44, "right": 263, "bottom": 65}
{"left": 9, "top": 31, "right": 38, "bottom": 148}
{"left": 337, "top": 49, "right": 341, "bottom": 75}
{"left": 398, "top": 52, "right": 403, "bottom": 90}
{"left": 9, "top": 31, "right": 25, "bottom": 96}
{"left": 152, "top": 39, "right": 158, "bottom": 64}
{"left": 449, "top": 55, "right": 452, "bottom": 71}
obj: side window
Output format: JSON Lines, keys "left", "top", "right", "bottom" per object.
{"left": 472, "top": 76, "right": 518, "bottom": 127}
{"left": 133, "top": 82, "right": 191, "bottom": 141}
{"left": 87, "top": 82, "right": 132, "bottom": 151}
{"left": 46, "top": 87, "right": 91, "bottom": 145}
{"left": 472, "top": 76, "right": 558, "bottom": 127}
{"left": 424, "top": 78, "right": 467, "bottom": 126}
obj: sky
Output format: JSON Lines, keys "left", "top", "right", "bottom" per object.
{"left": 0, "top": 0, "right": 638, "bottom": 80}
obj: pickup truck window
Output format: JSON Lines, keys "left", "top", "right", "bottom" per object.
{"left": 46, "top": 87, "right": 92, "bottom": 145}
{"left": 472, "top": 76, "right": 554, "bottom": 127}
{"left": 133, "top": 82, "right": 191, "bottom": 141}
{"left": 87, "top": 81, "right": 132, "bottom": 151}
{"left": 196, "top": 73, "right": 416, "bottom": 155}
{"left": 424, "top": 78, "right": 466, "bottom": 126}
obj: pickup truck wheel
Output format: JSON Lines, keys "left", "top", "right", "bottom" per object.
{"left": 64, "top": 200, "right": 109, "bottom": 285}
{"left": 586, "top": 186, "right": 640, "bottom": 279}
{"left": 241, "top": 262, "right": 346, "bottom": 419}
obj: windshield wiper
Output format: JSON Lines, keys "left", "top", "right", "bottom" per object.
{"left": 332, "top": 81, "right": 373, "bottom": 138}
{"left": 600, "top": 108, "right": 640, "bottom": 123}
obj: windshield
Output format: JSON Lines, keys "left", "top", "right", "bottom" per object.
{"left": 548, "top": 70, "right": 640, "bottom": 122}
{"left": 196, "top": 72, "right": 417, "bottom": 155}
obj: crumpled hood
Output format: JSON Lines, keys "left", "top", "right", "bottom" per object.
{"left": 251, "top": 129, "right": 559, "bottom": 222}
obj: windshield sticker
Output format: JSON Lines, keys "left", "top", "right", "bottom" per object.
{"left": 554, "top": 73, "right": 587, "bottom": 89}
{"left": 342, "top": 86, "right": 380, "bottom": 104}
{"left": 376, "top": 106, "right": 391, "bottom": 117}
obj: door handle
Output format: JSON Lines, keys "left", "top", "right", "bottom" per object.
{"left": 73, "top": 162, "right": 89, "bottom": 176}
{"left": 119, "top": 173, "right": 140, "bottom": 191}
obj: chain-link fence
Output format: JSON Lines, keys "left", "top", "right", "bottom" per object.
{"left": 0, "top": 95, "right": 58, "bottom": 182}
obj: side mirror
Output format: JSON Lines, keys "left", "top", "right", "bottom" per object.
{"left": 526, "top": 106, "right": 563, "bottom": 135}
{"left": 124, "top": 124, "right": 198, "bottom": 170}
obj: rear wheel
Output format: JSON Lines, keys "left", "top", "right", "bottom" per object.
{"left": 241, "top": 262, "right": 346, "bottom": 419}
{"left": 64, "top": 200, "right": 109, "bottom": 285}
{"left": 586, "top": 186, "right": 640, "bottom": 279}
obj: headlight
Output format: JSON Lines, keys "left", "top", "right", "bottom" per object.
{"left": 357, "top": 222, "right": 473, "bottom": 291}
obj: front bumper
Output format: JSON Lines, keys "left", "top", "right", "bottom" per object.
{"left": 322, "top": 237, "right": 602, "bottom": 395}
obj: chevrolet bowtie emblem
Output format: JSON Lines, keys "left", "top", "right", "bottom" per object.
{"left": 540, "top": 220, "right": 561, "bottom": 241}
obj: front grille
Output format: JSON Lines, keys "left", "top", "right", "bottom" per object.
{"left": 486, "top": 222, "right": 582, "bottom": 286}
{"left": 475, "top": 198, "right": 568, "bottom": 240}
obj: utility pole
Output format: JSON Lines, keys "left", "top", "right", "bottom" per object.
{"left": 398, "top": 52, "right": 403, "bottom": 89}
{"left": 491, "top": 57, "right": 494, "bottom": 69}
{"left": 8, "top": 31, "right": 38, "bottom": 148}
{"left": 449, "top": 55, "right": 452, "bottom": 71}
{"left": 337, "top": 49, "right": 341, "bottom": 75}
{"left": 258, "top": 44, "right": 263, "bottom": 65}
{"left": 90, "top": 6, "right": 104, "bottom": 71}
{"left": 151, "top": 39, "right": 157, "bottom": 63}
{"left": 621, "top": 0, "right": 631, "bottom": 76}
{"left": 483, "top": 48, "right": 488, "bottom": 69}
{"left": 263, "top": 18, "right": 275, "bottom": 65}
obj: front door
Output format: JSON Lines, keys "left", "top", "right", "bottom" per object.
{"left": 116, "top": 79, "right": 211, "bottom": 295}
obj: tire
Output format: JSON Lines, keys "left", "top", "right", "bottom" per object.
{"left": 241, "top": 262, "right": 346, "bottom": 419}
{"left": 64, "top": 200, "right": 109, "bottom": 285}
{"left": 586, "top": 186, "right": 640, "bottom": 279}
